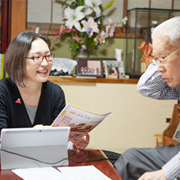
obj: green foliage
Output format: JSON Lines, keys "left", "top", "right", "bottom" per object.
{"left": 76, "top": 0, "right": 84, "bottom": 6}
{"left": 69, "top": 40, "right": 80, "bottom": 59}
{"left": 103, "top": 0, "right": 115, "bottom": 11}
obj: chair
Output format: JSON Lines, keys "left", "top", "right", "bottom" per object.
{"left": 162, "top": 104, "right": 180, "bottom": 146}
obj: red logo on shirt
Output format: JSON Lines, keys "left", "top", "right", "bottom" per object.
{"left": 15, "top": 98, "right": 21, "bottom": 104}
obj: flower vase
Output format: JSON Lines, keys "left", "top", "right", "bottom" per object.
{"left": 76, "top": 49, "right": 88, "bottom": 59}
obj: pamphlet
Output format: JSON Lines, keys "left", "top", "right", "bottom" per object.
{"left": 51, "top": 103, "right": 111, "bottom": 138}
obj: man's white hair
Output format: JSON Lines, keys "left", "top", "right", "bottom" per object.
{"left": 152, "top": 16, "right": 180, "bottom": 46}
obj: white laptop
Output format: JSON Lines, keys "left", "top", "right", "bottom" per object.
{"left": 0, "top": 126, "right": 70, "bottom": 170}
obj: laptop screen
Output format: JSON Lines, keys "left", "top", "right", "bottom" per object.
{"left": 1, "top": 127, "right": 70, "bottom": 170}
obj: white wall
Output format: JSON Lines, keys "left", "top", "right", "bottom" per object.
{"left": 27, "top": 0, "right": 124, "bottom": 26}
{"left": 54, "top": 81, "right": 176, "bottom": 151}
{"left": 27, "top": 0, "right": 180, "bottom": 25}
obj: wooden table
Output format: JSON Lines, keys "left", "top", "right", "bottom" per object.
{"left": 0, "top": 149, "right": 123, "bottom": 180}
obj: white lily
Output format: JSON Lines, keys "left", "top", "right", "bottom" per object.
{"left": 84, "top": 7, "right": 93, "bottom": 16}
{"left": 81, "top": 17, "right": 99, "bottom": 37}
{"left": 85, "top": 0, "right": 102, "bottom": 18}
{"left": 100, "top": 30, "right": 106, "bottom": 37}
{"left": 122, "top": 16, "right": 128, "bottom": 25}
{"left": 64, "top": 6, "right": 85, "bottom": 31}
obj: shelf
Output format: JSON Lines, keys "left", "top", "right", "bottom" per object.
{"left": 48, "top": 76, "right": 139, "bottom": 84}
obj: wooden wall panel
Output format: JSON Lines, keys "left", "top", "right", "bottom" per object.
{"left": 1, "top": 0, "right": 11, "bottom": 53}
{"left": 11, "top": 0, "right": 27, "bottom": 41}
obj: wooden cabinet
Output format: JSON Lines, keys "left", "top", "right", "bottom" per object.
{"left": 1, "top": 0, "right": 11, "bottom": 53}
{"left": 0, "top": 0, "right": 27, "bottom": 53}
{"left": 126, "top": 8, "right": 180, "bottom": 78}
{"left": 0, "top": 0, "right": 26, "bottom": 79}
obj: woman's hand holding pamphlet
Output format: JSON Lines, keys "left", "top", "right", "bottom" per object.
{"left": 51, "top": 103, "right": 112, "bottom": 138}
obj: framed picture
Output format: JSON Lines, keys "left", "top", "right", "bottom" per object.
{"left": 102, "top": 58, "right": 116, "bottom": 78}
{"left": 76, "top": 58, "right": 104, "bottom": 78}
{"left": 104, "top": 60, "right": 124, "bottom": 79}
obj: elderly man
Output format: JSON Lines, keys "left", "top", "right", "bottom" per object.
{"left": 114, "top": 16, "right": 180, "bottom": 180}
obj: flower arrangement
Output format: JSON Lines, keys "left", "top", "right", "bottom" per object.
{"left": 52, "top": 0, "right": 127, "bottom": 59}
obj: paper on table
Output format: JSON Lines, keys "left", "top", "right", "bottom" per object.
{"left": 12, "top": 167, "right": 68, "bottom": 180}
{"left": 12, "top": 165, "right": 111, "bottom": 180}
{"left": 58, "top": 165, "right": 112, "bottom": 180}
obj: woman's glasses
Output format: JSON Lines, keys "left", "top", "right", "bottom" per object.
{"left": 25, "top": 53, "right": 55, "bottom": 64}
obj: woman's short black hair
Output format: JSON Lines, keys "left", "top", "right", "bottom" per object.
{"left": 4, "top": 31, "right": 51, "bottom": 87}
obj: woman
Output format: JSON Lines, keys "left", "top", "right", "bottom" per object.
{"left": 0, "top": 31, "right": 89, "bottom": 149}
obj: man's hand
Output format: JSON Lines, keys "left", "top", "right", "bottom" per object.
{"left": 69, "top": 133, "right": 90, "bottom": 151}
{"left": 138, "top": 170, "right": 166, "bottom": 180}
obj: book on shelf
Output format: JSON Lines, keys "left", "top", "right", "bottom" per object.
{"left": 51, "top": 103, "right": 111, "bottom": 138}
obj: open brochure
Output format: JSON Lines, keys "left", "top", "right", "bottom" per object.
{"left": 51, "top": 103, "right": 111, "bottom": 138}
